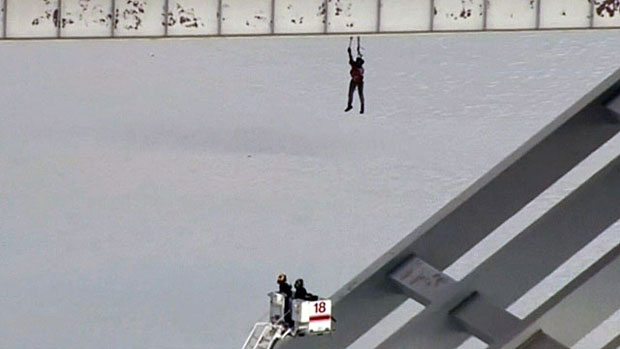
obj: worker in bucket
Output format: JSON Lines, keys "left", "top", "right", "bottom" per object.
{"left": 277, "top": 273, "right": 294, "bottom": 327}
{"left": 293, "top": 279, "right": 318, "bottom": 301}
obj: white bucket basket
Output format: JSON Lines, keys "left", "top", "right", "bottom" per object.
{"left": 292, "top": 299, "right": 332, "bottom": 334}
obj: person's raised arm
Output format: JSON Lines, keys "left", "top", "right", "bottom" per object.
{"left": 347, "top": 47, "right": 354, "bottom": 65}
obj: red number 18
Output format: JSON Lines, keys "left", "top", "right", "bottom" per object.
{"left": 314, "top": 302, "right": 326, "bottom": 313}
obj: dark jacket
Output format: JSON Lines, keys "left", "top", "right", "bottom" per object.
{"left": 279, "top": 282, "right": 293, "bottom": 298}
{"left": 348, "top": 48, "right": 365, "bottom": 83}
{"left": 294, "top": 285, "right": 318, "bottom": 301}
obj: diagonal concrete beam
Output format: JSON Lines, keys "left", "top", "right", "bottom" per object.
{"left": 515, "top": 331, "right": 567, "bottom": 349}
{"left": 450, "top": 292, "right": 522, "bottom": 345}
{"left": 497, "top": 243, "right": 620, "bottom": 349}
{"left": 389, "top": 256, "right": 455, "bottom": 306}
{"left": 606, "top": 88, "right": 620, "bottom": 121}
{"left": 277, "top": 69, "right": 620, "bottom": 349}
{"left": 388, "top": 244, "right": 620, "bottom": 348}
{"left": 376, "top": 155, "right": 620, "bottom": 348}
{"left": 602, "top": 333, "right": 620, "bottom": 349}
{"left": 391, "top": 257, "right": 523, "bottom": 345}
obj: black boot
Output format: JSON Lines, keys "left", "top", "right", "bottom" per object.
{"left": 345, "top": 105, "right": 353, "bottom": 112}
{"left": 360, "top": 105, "right": 364, "bottom": 114}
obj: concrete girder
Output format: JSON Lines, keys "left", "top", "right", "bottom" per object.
{"left": 376, "top": 155, "right": 620, "bottom": 348}
{"left": 384, "top": 242, "right": 620, "bottom": 349}
{"left": 602, "top": 333, "right": 620, "bottom": 349}
{"left": 606, "top": 88, "right": 620, "bottom": 121}
{"left": 277, "top": 69, "right": 620, "bottom": 349}
{"left": 450, "top": 292, "right": 522, "bottom": 345}
{"left": 390, "top": 257, "right": 523, "bottom": 345}
{"left": 497, "top": 243, "right": 620, "bottom": 349}
{"left": 389, "top": 256, "right": 455, "bottom": 306}
{"left": 390, "top": 257, "right": 524, "bottom": 346}
{"left": 515, "top": 331, "right": 567, "bottom": 349}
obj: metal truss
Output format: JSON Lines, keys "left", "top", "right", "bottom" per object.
{"left": 277, "top": 69, "right": 620, "bottom": 348}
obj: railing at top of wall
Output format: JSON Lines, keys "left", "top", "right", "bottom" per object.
{"left": 0, "top": 0, "right": 619, "bottom": 39}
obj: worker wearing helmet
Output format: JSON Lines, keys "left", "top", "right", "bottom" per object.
{"left": 277, "top": 273, "right": 294, "bottom": 327}
{"left": 277, "top": 273, "right": 292, "bottom": 297}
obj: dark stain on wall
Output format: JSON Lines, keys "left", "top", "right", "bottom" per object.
{"left": 31, "top": 0, "right": 58, "bottom": 27}
{"left": 591, "top": 0, "right": 620, "bottom": 17}
{"left": 437, "top": 0, "right": 477, "bottom": 20}
{"left": 61, "top": 0, "right": 111, "bottom": 29}
{"left": 117, "top": 0, "right": 147, "bottom": 30}
{"left": 318, "top": 2, "right": 327, "bottom": 24}
{"left": 332, "top": 0, "right": 354, "bottom": 28}
{"left": 220, "top": 1, "right": 268, "bottom": 28}
{"left": 282, "top": 3, "right": 310, "bottom": 25}
{"left": 166, "top": 3, "right": 205, "bottom": 29}
{"left": 484, "top": 0, "right": 537, "bottom": 15}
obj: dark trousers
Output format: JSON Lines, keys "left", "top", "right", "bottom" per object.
{"left": 284, "top": 298, "right": 293, "bottom": 327}
{"left": 347, "top": 80, "right": 365, "bottom": 111}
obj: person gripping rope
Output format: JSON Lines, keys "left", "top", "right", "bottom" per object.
{"left": 345, "top": 36, "right": 365, "bottom": 114}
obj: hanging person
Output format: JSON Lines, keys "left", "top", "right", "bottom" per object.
{"left": 345, "top": 36, "right": 365, "bottom": 114}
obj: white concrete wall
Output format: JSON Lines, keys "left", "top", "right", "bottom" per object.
{"left": 326, "top": 0, "right": 378, "bottom": 33}
{"left": 273, "top": 0, "right": 325, "bottom": 34}
{"left": 114, "top": 0, "right": 166, "bottom": 37}
{"left": 1, "top": 0, "right": 619, "bottom": 38}
{"left": 60, "top": 0, "right": 112, "bottom": 37}
{"left": 221, "top": 0, "right": 271, "bottom": 34}
{"left": 486, "top": 0, "right": 537, "bottom": 30}
{"left": 0, "top": 0, "right": 5, "bottom": 37}
{"left": 593, "top": 0, "right": 620, "bottom": 27}
{"left": 540, "top": 0, "right": 591, "bottom": 28}
{"left": 166, "top": 0, "right": 219, "bottom": 36}
{"left": 434, "top": 0, "right": 484, "bottom": 31}
{"left": 380, "top": 0, "right": 432, "bottom": 32}
{"left": 6, "top": 0, "right": 59, "bottom": 38}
